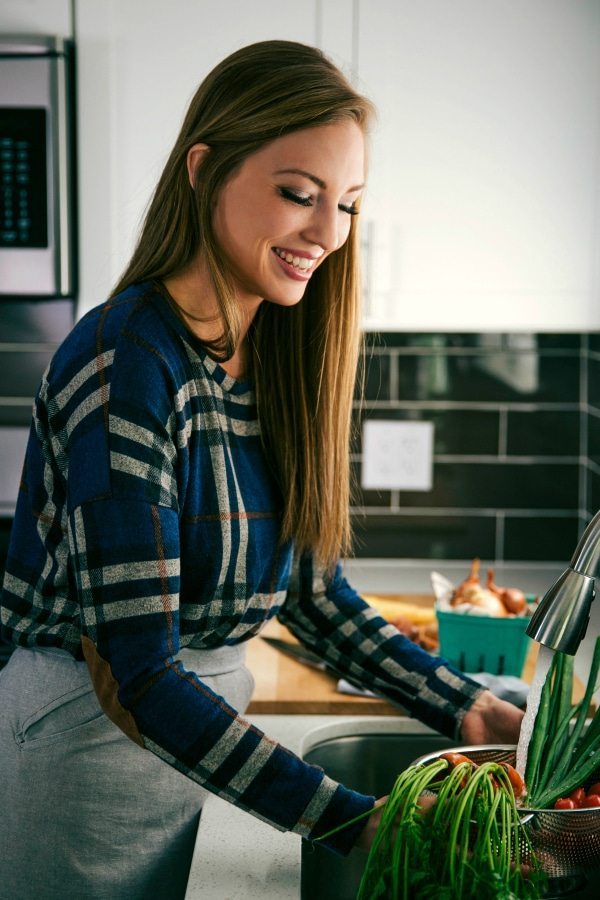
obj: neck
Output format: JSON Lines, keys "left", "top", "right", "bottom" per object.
{"left": 163, "top": 261, "right": 253, "bottom": 380}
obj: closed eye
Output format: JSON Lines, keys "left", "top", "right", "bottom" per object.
{"left": 279, "top": 186, "right": 359, "bottom": 216}
{"left": 279, "top": 187, "right": 312, "bottom": 207}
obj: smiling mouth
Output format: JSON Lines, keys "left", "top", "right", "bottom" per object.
{"left": 272, "top": 247, "right": 317, "bottom": 272}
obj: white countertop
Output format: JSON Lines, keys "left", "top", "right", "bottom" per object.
{"left": 184, "top": 715, "right": 341, "bottom": 900}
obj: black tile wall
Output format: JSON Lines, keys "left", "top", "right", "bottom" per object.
{"left": 589, "top": 469, "right": 600, "bottom": 516}
{"left": 503, "top": 516, "right": 581, "bottom": 562}
{"left": 352, "top": 514, "right": 497, "bottom": 560}
{"left": 587, "top": 335, "right": 600, "bottom": 524}
{"left": 589, "top": 356, "right": 600, "bottom": 408}
{"left": 351, "top": 331, "right": 593, "bottom": 564}
{"left": 506, "top": 410, "right": 580, "bottom": 457}
{"left": 0, "top": 318, "right": 598, "bottom": 570}
{"left": 589, "top": 413, "right": 600, "bottom": 469}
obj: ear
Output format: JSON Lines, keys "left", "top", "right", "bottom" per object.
{"left": 186, "top": 143, "right": 210, "bottom": 188}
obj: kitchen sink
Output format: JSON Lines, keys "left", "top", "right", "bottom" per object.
{"left": 300, "top": 718, "right": 454, "bottom": 900}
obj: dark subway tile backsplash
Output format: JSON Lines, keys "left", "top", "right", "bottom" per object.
{"left": 0, "top": 319, "right": 598, "bottom": 570}
{"left": 401, "top": 462, "right": 578, "bottom": 511}
{"left": 351, "top": 330, "right": 597, "bottom": 564}
{"left": 506, "top": 410, "right": 580, "bottom": 457}
{"left": 394, "top": 351, "right": 580, "bottom": 404}
{"left": 359, "top": 350, "right": 391, "bottom": 401}
{"left": 588, "top": 413, "right": 600, "bottom": 468}
{"left": 589, "top": 356, "right": 600, "bottom": 409}
{"left": 352, "top": 513, "right": 497, "bottom": 560}
{"left": 503, "top": 515, "right": 581, "bottom": 562}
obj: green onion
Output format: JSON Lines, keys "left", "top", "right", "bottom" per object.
{"left": 349, "top": 759, "right": 545, "bottom": 899}
{"left": 526, "top": 635, "right": 600, "bottom": 809}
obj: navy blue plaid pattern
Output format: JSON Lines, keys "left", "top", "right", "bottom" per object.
{"left": 1, "top": 281, "right": 483, "bottom": 853}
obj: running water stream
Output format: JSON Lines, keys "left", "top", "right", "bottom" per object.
{"left": 515, "top": 644, "right": 555, "bottom": 780}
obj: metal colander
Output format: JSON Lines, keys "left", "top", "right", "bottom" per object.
{"left": 413, "top": 745, "right": 600, "bottom": 879}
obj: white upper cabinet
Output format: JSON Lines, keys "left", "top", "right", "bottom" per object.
{"left": 75, "top": 1, "right": 600, "bottom": 330}
{"left": 323, "top": 0, "right": 600, "bottom": 331}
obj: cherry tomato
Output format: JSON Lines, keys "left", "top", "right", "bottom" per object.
{"left": 554, "top": 797, "right": 576, "bottom": 810}
{"left": 568, "top": 787, "right": 586, "bottom": 807}
{"left": 587, "top": 782, "right": 600, "bottom": 796}
{"left": 582, "top": 794, "right": 600, "bottom": 808}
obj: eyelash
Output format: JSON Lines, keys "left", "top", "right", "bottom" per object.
{"left": 279, "top": 187, "right": 359, "bottom": 216}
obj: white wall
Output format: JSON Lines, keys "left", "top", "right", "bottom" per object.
{"left": 0, "top": 0, "right": 71, "bottom": 35}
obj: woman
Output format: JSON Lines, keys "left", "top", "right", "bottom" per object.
{"left": 0, "top": 40, "right": 522, "bottom": 899}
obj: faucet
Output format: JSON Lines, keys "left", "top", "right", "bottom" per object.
{"left": 526, "top": 510, "right": 599, "bottom": 654}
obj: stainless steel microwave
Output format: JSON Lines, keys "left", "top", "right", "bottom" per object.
{"left": 0, "top": 35, "right": 76, "bottom": 298}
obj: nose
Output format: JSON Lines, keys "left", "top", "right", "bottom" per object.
{"left": 301, "top": 202, "right": 349, "bottom": 254}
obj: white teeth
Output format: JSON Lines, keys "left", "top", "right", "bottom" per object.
{"left": 275, "top": 248, "right": 315, "bottom": 271}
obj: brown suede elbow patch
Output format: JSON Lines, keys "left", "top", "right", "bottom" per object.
{"left": 81, "top": 635, "right": 145, "bottom": 748}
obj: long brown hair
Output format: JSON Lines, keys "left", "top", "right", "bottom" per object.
{"left": 112, "top": 40, "right": 374, "bottom": 567}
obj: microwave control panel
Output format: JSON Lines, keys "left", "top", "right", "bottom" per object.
{"left": 0, "top": 36, "right": 75, "bottom": 298}
{"left": 1, "top": 108, "right": 47, "bottom": 248}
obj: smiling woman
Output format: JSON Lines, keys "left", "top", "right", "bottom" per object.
{"left": 0, "top": 39, "right": 523, "bottom": 900}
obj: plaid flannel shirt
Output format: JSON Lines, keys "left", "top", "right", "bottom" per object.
{"left": 1, "top": 281, "right": 483, "bottom": 854}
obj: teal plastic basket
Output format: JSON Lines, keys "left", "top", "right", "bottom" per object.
{"left": 436, "top": 605, "right": 533, "bottom": 676}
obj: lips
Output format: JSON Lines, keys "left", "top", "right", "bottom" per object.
{"left": 273, "top": 247, "right": 317, "bottom": 271}
{"left": 272, "top": 247, "right": 320, "bottom": 282}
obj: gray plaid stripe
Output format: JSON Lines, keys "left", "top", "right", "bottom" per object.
{"left": 51, "top": 350, "right": 115, "bottom": 412}
{"left": 294, "top": 775, "right": 339, "bottom": 837}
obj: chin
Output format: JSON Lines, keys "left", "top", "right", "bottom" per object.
{"left": 264, "top": 293, "right": 306, "bottom": 309}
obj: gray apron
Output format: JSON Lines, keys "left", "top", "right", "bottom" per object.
{"left": 0, "top": 644, "right": 255, "bottom": 900}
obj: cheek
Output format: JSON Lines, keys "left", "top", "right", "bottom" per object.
{"left": 337, "top": 218, "right": 353, "bottom": 250}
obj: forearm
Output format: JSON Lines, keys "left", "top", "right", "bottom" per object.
{"left": 280, "top": 558, "right": 485, "bottom": 739}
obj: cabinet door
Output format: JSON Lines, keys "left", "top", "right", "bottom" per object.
{"left": 75, "top": 0, "right": 318, "bottom": 315}
{"left": 355, "top": 0, "right": 600, "bottom": 330}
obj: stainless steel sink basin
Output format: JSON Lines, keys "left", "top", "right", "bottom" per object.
{"left": 300, "top": 719, "right": 454, "bottom": 900}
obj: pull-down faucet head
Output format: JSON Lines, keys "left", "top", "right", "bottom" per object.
{"left": 526, "top": 510, "right": 599, "bottom": 654}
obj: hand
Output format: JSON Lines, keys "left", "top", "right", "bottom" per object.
{"left": 460, "top": 689, "right": 524, "bottom": 744}
{"left": 354, "top": 793, "right": 437, "bottom": 850}
{"left": 354, "top": 796, "right": 387, "bottom": 850}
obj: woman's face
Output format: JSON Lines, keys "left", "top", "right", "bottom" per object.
{"left": 211, "top": 119, "right": 366, "bottom": 311}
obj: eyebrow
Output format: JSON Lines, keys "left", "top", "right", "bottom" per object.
{"left": 273, "top": 168, "right": 365, "bottom": 193}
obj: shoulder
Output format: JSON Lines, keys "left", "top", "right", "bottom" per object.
{"left": 44, "top": 282, "right": 187, "bottom": 399}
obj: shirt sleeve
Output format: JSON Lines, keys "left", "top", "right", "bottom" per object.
{"left": 66, "top": 341, "right": 373, "bottom": 855}
{"left": 278, "top": 554, "right": 486, "bottom": 739}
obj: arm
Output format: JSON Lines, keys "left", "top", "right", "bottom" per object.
{"left": 279, "top": 555, "right": 489, "bottom": 739}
